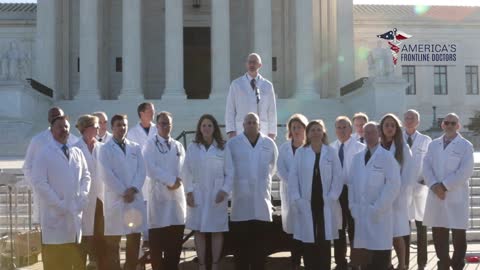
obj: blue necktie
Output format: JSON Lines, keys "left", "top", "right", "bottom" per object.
{"left": 339, "top": 143, "right": 344, "bottom": 168}
{"left": 62, "top": 144, "right": 70, "bottom": 160}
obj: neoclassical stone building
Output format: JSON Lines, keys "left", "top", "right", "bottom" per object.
{"left": 0, "top": 2, "right": 479, "bottom": 156}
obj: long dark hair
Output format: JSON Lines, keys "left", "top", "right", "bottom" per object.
{"left": 194, "top": 114, "right": 225, "bottom": 150}
{"left": 380, "top": 113, "right": 404, "bottom": 165}
{"left": 304, "top": 119, "right": 329, "bottom": 146}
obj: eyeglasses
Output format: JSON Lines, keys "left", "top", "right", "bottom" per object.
{"left": 443, "top": 121, "right": 457, "bottom": 126}
{"left": 158, "top": 122, "right": 171, "bottom": 127}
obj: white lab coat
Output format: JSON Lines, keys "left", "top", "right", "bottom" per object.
{"left": 276, "top": 141, "right": 296, "bottom": 234}
{"left": 349, "top": 146, "right": 401, "bottom": 250}
{"left": 288, "top": 145, "right": 343, "bottom": 243}
{"left": 23, "top": 129, "right": 81, "bottom": 224}
{"left": 97, "top": 131, "right": 113, "bottom": 143}
{"left": 225, "top": 73, "right": 277, "bottom": 136}
{"left": 404, "top": 131, "right": 432, "bottom": 221}
{"left": 143, "top": 135, "right": 186, "bottom": 229}
{"left": 127, "top": 122, "right": 157, "bottom": 201}
{"left": 31, "top": 141, "right": 91, "bottom": 244}
{"left": 385, "top": 142, "right": 414, "bottom": 237}
{"left": 182, "top": 142, "right": 231, "bottom": 232}
{"left": 98, "top": 138, "right": 147, "bottom": 235}
{"left": 74, "top": 139, "right": 104, "bottom": 236}
{"left": 225, "top": 133, "right": 278, "bottom": 222}
{"left": 423, "top": 134, "right": 474, "bottom": 230}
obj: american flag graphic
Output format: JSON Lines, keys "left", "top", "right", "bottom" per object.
{"left": 377, "top": 28, "right": 412, "bottom": 65}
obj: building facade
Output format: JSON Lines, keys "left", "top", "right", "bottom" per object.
{"left": 0, "top": 2, "right": 479, "bottom": 156}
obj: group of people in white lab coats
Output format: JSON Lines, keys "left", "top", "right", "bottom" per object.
{"left": 23, "top": 51, "right": 474, "bottom": 270}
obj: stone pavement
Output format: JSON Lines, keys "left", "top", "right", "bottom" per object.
{"left": 13, "top": 243, "right": 480, "bottom": 270}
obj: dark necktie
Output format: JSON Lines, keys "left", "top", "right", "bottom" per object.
{"left": 407, "top": 136, "right": 413, "bottom": 147}
{"left": 62, "top": 144, "right": 70, "bottom": 160}
{"left": 339, "top": 143, "right": 344, "bottom": 168}
{"left": 365, "top": 149, "right": 371, "bottom": 165}
{"left": 250, "top": 78, "right": 256, "bottom": 90}
{"left": 165, "top": 140, "right": 171, "bottom": 151}
{"left": 360, "top": 137, "right": 364, "bottom": 143}
{"left": 117, "top": 141, "right": 126, "bottom": 154}
{"left": 251, "top": 78, "right": 260, "bottom": 104}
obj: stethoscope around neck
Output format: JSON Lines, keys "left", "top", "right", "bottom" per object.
{"left": 155, "top": 136, "right": 178, "bottom": 155}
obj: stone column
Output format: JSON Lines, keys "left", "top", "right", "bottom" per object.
{"left": 77, "top": 0, "right": 100, "bottom": 99}
{"left": 253, "top": 0, "right": 272, "bottom": 81}
{"left": 295, "top": 0, "right": 317, "bottom": 97}
{"left": 119, "top": 0, "right": 143, "bottom": 99}
{"left": 35, "top": 0, "right": 59, "bottom": 97}
{"left": 337, "top": 0, "right": 355, "bottom": 88}
{"left": 163, "top": 0, "right": 185, "bottom": 98}
{"left": 210, "top": 0, "right": 230, "bottom": 98}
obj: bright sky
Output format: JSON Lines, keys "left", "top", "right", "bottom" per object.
{"left": 354, "top": 0, "right": 480, "bottom": 5}
{"left": 0, "top": 0, "right": 479, "bottom": 5}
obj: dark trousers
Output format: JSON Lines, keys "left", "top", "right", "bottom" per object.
{"left": 104, "top": 233, "right": 141, "bottom": 270}
{"left": 404, "top": 220, "right": 428, "bottom": 268}
{"left": 80, "top": 199, "right": 106, "bottom": 270}
{"left": 333, "top": 186, "right": 354, "bottom": 269}
{"left": 432, "top": 227, "right": 467, "bottom": 270}
{"left": 232, "top": 220, "right": 270, "bottom": 270}
{"left": 303, "top": 240, "right": 331, "bottom": 270}
{"left": 290, "top": 237, "right": 303, "bottom": 267}
{"left": 42, "top": 243, "right": 83, "bottom": 270}
{"left": 149, "top": 225, "right": 185, "bottom": 270}
{"left": 365, "top": 250, "right": 390, "bottom": 270}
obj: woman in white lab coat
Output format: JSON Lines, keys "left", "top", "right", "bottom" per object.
{"left": 288, "top": 120, "right": 343, "bottom": 270}
{"left": 74, "top": 115, "right": 106, "bottom": 269}
{"left": 277, "top": 113, "right": 308, "bottom": 269}
{"left": 183, "top": 114, "right": 231, "bottom": 270}
{"left": 379, "top": 113, "right": 414, "bottom": 270}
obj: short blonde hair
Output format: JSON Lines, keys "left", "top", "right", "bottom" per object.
{"left": 76, "top": 114, "right": 99, "bottom": 134}
{"left": 286, "top": 114, "right": 308, "bottom": 139}
{"left": 352, "top": 112, "right": 369, "bottom": 123}
{"left": 335, "top": 116, "right": 352, "bottom": 127}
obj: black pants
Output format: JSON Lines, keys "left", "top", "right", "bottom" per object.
{"left": 404, "top": 220, "right": 427, "bottom": 269}
{"left": 149, "top": 225, "right": 185, "bottom": 270}
{"left": 303, "top": 240, "right": 331, "bottom": 270}
{"left": 290, "top": 237, "right": 303, "bottom": 267}
{"left": 104, "top": 233, "right": 141, "bottom": 270}
{"left": 42, "top": 243, "right": 83, "bottom": 270}
{"left": 232, "top": 220, "right": 270, "bottom": 270}
{"left": 432, "top": 227, "right": 467, "bottom": 270}
{"left": 80, "top": 199, "right": 106, "bottom": 270}
{"left": 365, "top": 250, "right": 390, "bottom": 270}
{"left": 333, "top": 186, "right": 354, "bottom": 269}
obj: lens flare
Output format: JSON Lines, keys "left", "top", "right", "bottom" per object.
{"left": 414, "top": 5, "right": 430, "bottom": 15}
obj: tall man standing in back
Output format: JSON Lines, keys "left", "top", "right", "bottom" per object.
{"left": 225, "top": 53, "right": 277, "bottom": 139}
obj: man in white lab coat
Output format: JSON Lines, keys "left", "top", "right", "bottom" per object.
{"left": 330, "top": 116, "right": 365, "bottom": 270}
{"left": 31, "top": 115, "right": 91, "bottom": 270}
{"left": 23, "top": 107, "right": 79, "bottom": 225}
{"left": 349, "top": 122, "right": 401, "bottom": 270}
{"left": 126, "top": 102, "right": 157, "bottom": 243}
{"left": 351, "top": 112, "right": 369, "bottom": 143}
{"left": 93, "top": 111, "right": 113, "bottom": 143}
{"left": 225, "top": 53, "right": 277, "bottom": 139}
{"left": 225, "top": 112, "right": 278, "bottom": 270}
{"left": 142, "top": 111, "right": 186, "bottom": 270}
{"left": 423, "top": 113, "right": 474, "bottom": 270}
{"left": 402, "top": 109, "right": 432, "bottom": 270}
{"left": 98, "top": 114, "right": 147, "bottom": 270}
